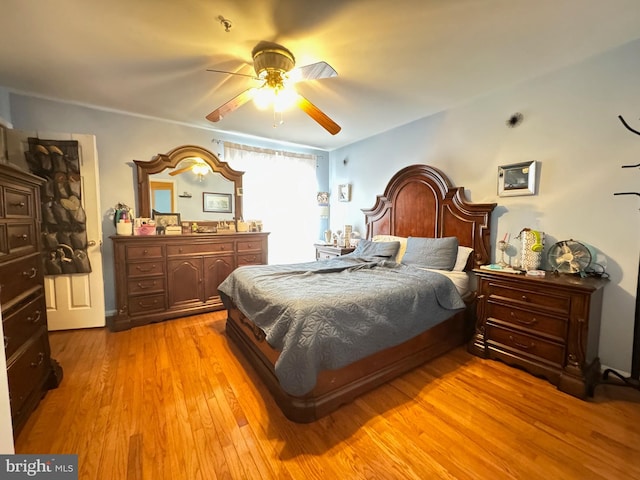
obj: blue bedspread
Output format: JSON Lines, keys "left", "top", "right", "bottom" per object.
{"left": 218, "top": 256, "right": 465, "bottom": 396}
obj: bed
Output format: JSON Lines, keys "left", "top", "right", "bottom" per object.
{"left": 219, "top": 164, "right": 496, "bottom": 422}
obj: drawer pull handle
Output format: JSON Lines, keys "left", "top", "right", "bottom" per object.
{"left": 137, "top": 281, "right": 156, "bottom": 289}
{"left": 510, "top": 312, "right": 538, "bottom": 325}
{"left": 135, "top": 264, "right": 156, "bottom": 273}
{"left": 143, "top": 249, "right": 149, "bottom": 255}
{"left": 521, "top": 295, "right": 529, "bottom": 302}
{"left": 509, "top": 335, "right": 535, "bottom": 350}
{"left": 3, "top": 336, "right": 8, "bottom": 349}
{"left": 26, "top": 310, "right": 42, "bottom": 324}
{"left": 15, "top": 234, "right": 28, "bottom": 240}
{"left": 22, "top": 267, "right": 37, "bottom": 279}
{"left": 137, "top": 299, "right": 159, "bottom": 307}
{"left": 11, "top": 201, "right": 26, "bottom": 208}
{"left": 179, "top": 248, "right": 183, "bottom": 253}
{"left": 30, "top": 352, "right": 45, "bottom": 368}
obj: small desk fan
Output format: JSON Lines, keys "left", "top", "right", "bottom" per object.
{"left": 547, "top": 239, "right": 592, "bottom": 274}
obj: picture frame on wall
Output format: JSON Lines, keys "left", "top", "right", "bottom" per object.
{"left": 338, "top": 184, "right": 351, "bottom": 202}
{"left": 203, "top": 192, "right": 233, "bottom": 213}
{"left": 498, "top": 161, "right": 537, "bottom": 197}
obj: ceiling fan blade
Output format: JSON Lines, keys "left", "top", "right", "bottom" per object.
{"left": 294, "top": 61, "right": 337, "bottom": 81}
{"left": 296, "top": 94, "right": 341, "bottom": 135}
{"left": 206, "top": 68, "right": 258, "bottom": 80}
{"left": 169, "top": 165, "right": 193, "bottom": 176}
{"left": 206, "top": 88, "right": 258, "bottom": 122}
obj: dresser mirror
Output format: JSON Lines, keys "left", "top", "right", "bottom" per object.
{"left": 135, "top": 145, "right": 243, "bottom": 221}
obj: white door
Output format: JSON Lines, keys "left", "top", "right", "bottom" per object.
{"left": 5, "top": 130, "right": 105, "bottom": 330}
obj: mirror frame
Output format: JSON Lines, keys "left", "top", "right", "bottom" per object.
{"left": 135, "top": 145, "right": 244, "bottom": 219}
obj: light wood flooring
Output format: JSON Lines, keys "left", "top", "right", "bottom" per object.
{"left": 15, "top": 312, "right": 640, "bottom": 480}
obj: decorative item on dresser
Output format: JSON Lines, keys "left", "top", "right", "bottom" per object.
{"left": 469, "top": 269, "right": 607, "bottom": 398}
{"left": 108, "top": 144, "right": 268, "bottom": 332}
{"left": 0, "top": 164, "right": 62, "bottom": 437}
{"left": 314, "top": 244, "right": 354, "bottom": 260}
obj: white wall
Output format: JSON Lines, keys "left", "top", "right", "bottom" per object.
{"left": 329, "top": 38, "right": 640, "bottom": 374}
{"left": 7, "top": 100, "right": 329, "bottom": 314}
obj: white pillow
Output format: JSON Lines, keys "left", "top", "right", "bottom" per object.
{"left": 372, "top": 235, "right": 407, "bottom": 263}
{"left": 453, "top": 246, "right": 474, "bottom": 271}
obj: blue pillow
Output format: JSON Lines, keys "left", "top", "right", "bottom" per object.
{"left": 352, "top": 239, "right": 400, "bottom": 259}
{"left": 401, "top": 237, "right": 459, "bottom": 270}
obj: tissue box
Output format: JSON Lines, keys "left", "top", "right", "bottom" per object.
{"left": 134, "top": 224, "right": 156, "bottom": 236}
{"left": 165, "top": 226, "right": 182, "bottom": 235}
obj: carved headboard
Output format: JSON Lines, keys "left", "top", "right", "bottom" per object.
{"left": 362, "top": 164, "right": 496, "bottom": 269}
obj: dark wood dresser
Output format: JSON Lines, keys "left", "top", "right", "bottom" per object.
{"left": 469, "top": 269, "right": 607, "bottom": 398}
{"left": 0, "top": 164, "right": 62, "bottom": 437}
{"left": 314, "top": 244, "right": 355, "bottom": 260}
{"left": 109, "top": 232, "right": 269, "bottom": 331}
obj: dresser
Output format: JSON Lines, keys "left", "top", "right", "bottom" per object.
{"left": 469, "top": 269, "right": 607, "bottom": 398}
{"left": 0, "top": 164, "right": 62, "bottom": 437}
{"left": 109, "top": 232, "right": 269, "bottom": 331}
{"left": 314, "top": 244, "right": 355, "bottom": 260}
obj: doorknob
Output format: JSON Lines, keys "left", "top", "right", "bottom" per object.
{"left": 88, "top": 240, "right": 97, "bottom": 247}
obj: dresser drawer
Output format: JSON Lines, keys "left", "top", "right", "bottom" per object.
{"left": 126, "top": 261, "right": 164, "bottom": 277}
{"left": 237, "top": 240, "right": 262, "bottom": 252}
{"left": 0, "top": 254, "right": 43, "bottom": 307}
{"left": 486, "top": 281, "right": 571, "bottom": 314}
{"left": 128, "top": 277, "right": 165, "bottom": 296}
{"left": 7, "top": 331, "right": 51, "bottom": 419}
{"left": 3, "top": 293, "right": 46, "bottom": 360}
{"left": 7, "top": 223, "right": 37, "bottom": 255}
{"left": 166, "top": 242, "right": 233, "bottom": 256}
{"left": 237, "top": 253, "right": 263, "bottom": 266}
{"left": 486, "top": 301, "right": 568, "bottom": 341}
{"left": 4, "top": 187, "right": 35, "bottom": 218}
{"left": 486, "top": 322, "right": 565, "bottom": 366}
{"left": 126, "top": 244, "right": 164, "bottom": 260}
{"left": 127, "top": 293, "right": 166, "bottom": 315}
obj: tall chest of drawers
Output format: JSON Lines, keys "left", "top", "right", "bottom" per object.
{"left": 0, "top": 164, "right": 62, "bottom": 437}
{"left": 469, "top": 269, "right": 607, "bottom": 398}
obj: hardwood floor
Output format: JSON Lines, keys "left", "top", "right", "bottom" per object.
{"left": 15, "top": 312, "right": 640, "bottom": 480}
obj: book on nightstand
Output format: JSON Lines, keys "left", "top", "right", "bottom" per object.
{"left": 479, "top": 264, "right": 525, "bottom": 274}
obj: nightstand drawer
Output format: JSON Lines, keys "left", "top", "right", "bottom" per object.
{"left": 487, "top": 301, "right": 568, "bottom": 341}
{"left": 486, "top": 323, "right": 565, "bottom": 366}
{"left": 487, "top": 281, "right": 571, "bottom": 314}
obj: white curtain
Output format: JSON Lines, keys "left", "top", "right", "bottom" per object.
{"left": 224, "top": 142, "right": 318, "bottom": 264}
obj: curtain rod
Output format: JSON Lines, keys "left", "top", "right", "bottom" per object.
{"left": 223, "top": 141, "right": 316, "bottom": 160}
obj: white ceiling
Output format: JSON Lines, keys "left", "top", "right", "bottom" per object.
{"left": 1, "top": 0, "right": 640, "bottom": 151}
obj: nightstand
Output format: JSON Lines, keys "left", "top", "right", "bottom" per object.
{"left": 469, "top": 269, "right": 607, "bottom": 398}
{"left": 314, "top": 244, "right": 355, "bottom": 260}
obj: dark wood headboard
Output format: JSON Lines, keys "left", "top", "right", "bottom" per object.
{"left": 362, "top": 164, "right": 496, "bottom": 269}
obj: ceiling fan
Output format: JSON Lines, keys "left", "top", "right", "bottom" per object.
{"left": 205, "top": 41, "right": 341, "bottom": 135}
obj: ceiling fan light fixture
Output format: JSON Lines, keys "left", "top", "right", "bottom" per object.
{"left": 252, "top": 46, "right": 295, "bottom": 77}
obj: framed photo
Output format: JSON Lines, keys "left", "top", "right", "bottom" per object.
{"left": 203, "top": 192, "right": 232, "bottom": 213}
{"left": 338, "top": 184, "right": 351, "bottom": 202}
{"left": 152, "top": 210, "right": 181, "bottom": 227}
{"left": 498, "top": 161, "right": 537, "bottom": 197}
